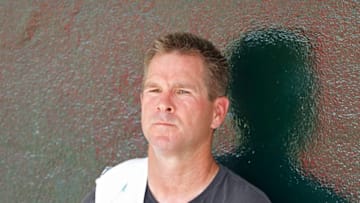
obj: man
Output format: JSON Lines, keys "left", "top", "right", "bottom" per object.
{"left": 83, "top": 32, "right": 271, "bottom": 203}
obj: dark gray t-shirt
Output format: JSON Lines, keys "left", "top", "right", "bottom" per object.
{"left": 144, "top": 165, "right": 271, "bottom": 203}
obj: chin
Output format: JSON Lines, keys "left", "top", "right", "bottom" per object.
{"left": 148, "top": 135, "right": 182, "bottom": 152}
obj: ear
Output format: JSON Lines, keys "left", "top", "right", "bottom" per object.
{"left": 210, "top": 96, "right": 230, "bottom": 129}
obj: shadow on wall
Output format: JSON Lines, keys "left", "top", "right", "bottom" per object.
{"left": 217, "top": 28, "right": 348, "bottom": 203}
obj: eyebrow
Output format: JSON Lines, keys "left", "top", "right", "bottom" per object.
{"left": 143, "top": 80, "right": 198, "bottom": 91}
{"left": 173, "top": 83, "right": 197, "bottom": 91}
{"left": 143, "top": 81, "right": 159, "bottom": 88}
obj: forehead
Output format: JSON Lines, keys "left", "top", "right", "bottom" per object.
{"left": 145, "top": 52, "right": 206, "bottom": 78}
{"left": 143, "top": 53, "right": 209, "bottom": 93}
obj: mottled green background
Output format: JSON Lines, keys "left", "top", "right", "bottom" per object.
{"left": 0, "top": 1, "right": 358, "bottom": 202}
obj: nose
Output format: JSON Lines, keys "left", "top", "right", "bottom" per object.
{"left": 157, "top": 92, "right": 174, "bottom": 113}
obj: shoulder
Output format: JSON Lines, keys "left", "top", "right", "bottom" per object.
{"left": 95, "top": 157, "right": 148, "bottom": 202}
{"left": 104, "top": 157, "right": 148, "bottom": 173}
{"left": 96, "top": 157, "right": 148, "bottom": 186}
{"left": 98, "top": 157, "right": 148, "bottom": 179}
{"left": 217, "top": 165, "right": 271, "bottom": 203}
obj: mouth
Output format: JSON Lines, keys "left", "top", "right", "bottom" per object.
{"left": 153, "top": 122, "right": 176, "bottom": 127}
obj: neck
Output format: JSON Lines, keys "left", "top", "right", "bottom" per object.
{"left": 147, "top": 146, "right": 219, "bottom": 203}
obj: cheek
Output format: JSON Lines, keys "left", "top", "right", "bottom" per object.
{"left": 141, "top": 100, "right": 151, "bottom": 123}
{"left": 141, "top": 98, "right": 153, "bottom": 112}
{"left": 182, "top": 102, "right": 211, "bottom": 123}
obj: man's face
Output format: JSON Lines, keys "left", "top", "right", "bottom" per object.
{"left": 141, "top": 52, "right": 226, "bottom": 155}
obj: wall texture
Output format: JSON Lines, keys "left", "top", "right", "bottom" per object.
{"left": 0, "top": 1, "right": 358, "bottom": 202}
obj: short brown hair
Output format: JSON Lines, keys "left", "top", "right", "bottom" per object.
{"left": 143, "top": 32, "right": 229, "bottom": 101}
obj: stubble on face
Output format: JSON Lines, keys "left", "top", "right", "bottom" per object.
{"left": 140, "top": 52, "right": 216, "bottom": 156}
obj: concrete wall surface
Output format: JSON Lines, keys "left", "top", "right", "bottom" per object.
{"left": 0, "top": 1, "right": 358, "bottom": 202}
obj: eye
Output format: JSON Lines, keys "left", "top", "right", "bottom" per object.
{"left": 176, "top": 89, "right": 190, "bottom": 95}
{"left": 144, "top": 87, "right": 161, "bottom": 94}
{"left": 148, "top": 88, "right": 161, "bottom": 93}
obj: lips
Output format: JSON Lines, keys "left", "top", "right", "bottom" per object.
{"left": 150, "top": 113, "right": 178, "bottom": 127}
{"left": 153, "top": 121, "right": 176, "bottom": 127}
